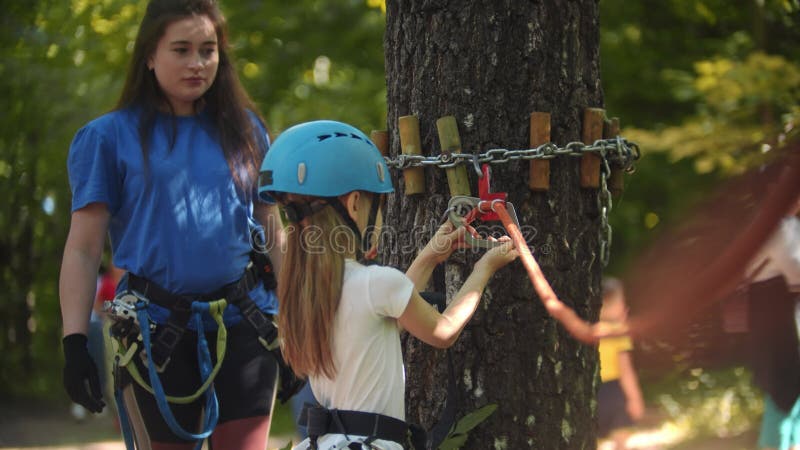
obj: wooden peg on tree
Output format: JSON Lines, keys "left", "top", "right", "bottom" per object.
{"left": 580, "top": 107, "right": 605, "bottom": 188}
{"left": 370, "top": 130, "right": 389, "bottom": 157}
{"left": 602, "top": 117, "right": 625, "bottom": 196}
{"left": 529, "top": 112, "right": 551, "bottom": 191}
{"left": 398, "top": 116, "right": 426, "bottom": 195}
{"left": 436, "top": 116, "right": 471, "bottom": 197}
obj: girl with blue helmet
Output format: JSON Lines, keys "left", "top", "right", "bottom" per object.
{"left": 59, "top": 1, "right": 288, "bottom": 449}
{"left": 260, "top": 120, "right": 519, "bottom": 449}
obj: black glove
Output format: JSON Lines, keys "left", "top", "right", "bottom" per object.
{"left": 62, "top": 333, "right": 106, "bottom": 413}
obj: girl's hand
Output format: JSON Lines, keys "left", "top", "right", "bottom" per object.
{"left": 421, "top": 221, "right": 469, "bottom": 264}
{"left": 475, "top": 237, "right": 518, "bottom": 273}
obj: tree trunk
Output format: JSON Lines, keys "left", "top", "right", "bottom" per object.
{"left": 383, "top": 1, "right": 604, "bottom": 448}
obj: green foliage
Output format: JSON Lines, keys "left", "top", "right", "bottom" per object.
{"left": 437, "top": 404, "right": 497, "bottom": 450}
{"left": 624, "top": 52, "right": 800, "bottom": 175}
{"left": 225, "top": 0, "right": 386, "bottom": 133}
{"left": 599, "top": 0, "right": 800, "bottom": 275}
{"left": 600, "top": 0, "right": 800, "bottom": 129}
{"left": 646, "top": 367, "right": 762, "bottom": 441}
{"left": 0, "top": 0, "right": 139, "bottom": 396}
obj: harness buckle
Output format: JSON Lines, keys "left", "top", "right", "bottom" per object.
{"left": 105, "top": 292, "right": 148, "bottom": 327}
{"left": 147, "top": 323, "right": 184, "bottom": 372}
{"left": 258, "top": 336, "right": 281, "bottom": 352}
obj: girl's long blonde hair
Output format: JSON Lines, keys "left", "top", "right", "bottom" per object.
{"left": 277, "top": 203, "right": 360, "bottom": 379}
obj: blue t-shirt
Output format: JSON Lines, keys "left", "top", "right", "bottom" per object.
{"left": 68, "top": 107, "right": 277, "bottom": 325}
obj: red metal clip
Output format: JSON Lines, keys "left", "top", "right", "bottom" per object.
{"left": 477, "top": 164, "right": 506, "bottom": 221}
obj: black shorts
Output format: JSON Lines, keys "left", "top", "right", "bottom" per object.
{"left": 119, "top": 321, "right": 279, "bottom": 443}
{"left": 597, "top": 380, "right": 634, "bottom": 437}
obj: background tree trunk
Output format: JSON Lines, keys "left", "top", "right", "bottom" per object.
{"left": 383, "top": 1, "right": 604, "bottom": 448}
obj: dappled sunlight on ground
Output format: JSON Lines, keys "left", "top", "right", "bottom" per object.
{"left": 626, "top": 421, "right": 688, "bottom": 448}
{"left": 598, "top": 419, "right": 758, "bottom": 450}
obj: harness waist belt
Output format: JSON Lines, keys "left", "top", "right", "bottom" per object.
{"left": 299, "top": 407, "right": 408, "bottom": 444}
{"left": 127, "top": 265, "right": 264, "bottom": 369}
{"left": 127, "top": 265, "right": 260, "bottom": 308}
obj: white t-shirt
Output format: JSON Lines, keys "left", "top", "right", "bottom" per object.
{"left": 749, "top": 216, "right": 800, "bottom": 290}
{"left": 310, "top": 259, "right": 414, "bottom": 421}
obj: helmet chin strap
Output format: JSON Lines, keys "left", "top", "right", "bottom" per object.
{"left": 282, "top": 200, "right": 328, "bottom": 224}
{"left": 326, "top": 198, "right": 370, "bottom": 261}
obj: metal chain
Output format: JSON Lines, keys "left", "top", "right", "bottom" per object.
{"left": 384, "top": 138, "right": 640, "bottom": 174}
{"left": 597, "top": 148, "right": 614, "bottom": 267}
{"left": 384, "top": 137, "right": 640, "bottom": 267}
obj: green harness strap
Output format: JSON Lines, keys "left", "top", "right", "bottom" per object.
{"left": 112, "top": 299, "right": 228, "bottom": 404}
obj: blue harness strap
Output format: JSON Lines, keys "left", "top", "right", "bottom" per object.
{"left": 114, "top": 367, "right": 137, "bottom": 449}
{"left": 137, "top": 301, "right": 219, "bottom": 448}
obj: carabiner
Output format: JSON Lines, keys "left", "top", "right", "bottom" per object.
{"left": 446, "top": 196, "right": 520, "bottom": 249}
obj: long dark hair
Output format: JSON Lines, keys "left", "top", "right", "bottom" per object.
{"left": 116, "top": 0, "right": 264, "bottom": 189}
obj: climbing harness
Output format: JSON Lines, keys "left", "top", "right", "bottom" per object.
{"left": 108, "top": 292, "right": 226, "bottom": 449}
{"left": 106, "top": 283, "right": 229, "bottom": 448}
{"left": 105, "top": 251, "right": 302, "bottom": 449}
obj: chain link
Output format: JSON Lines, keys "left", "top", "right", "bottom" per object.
{"left": 597, "top": 148, "right": 614, "bottom": 267}
{"left": 385, "top": 138, "right": 640, "bottom": 267}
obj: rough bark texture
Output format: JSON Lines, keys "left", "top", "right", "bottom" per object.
{"left": 383, "top": 1, "right": 604, "bottom": 448}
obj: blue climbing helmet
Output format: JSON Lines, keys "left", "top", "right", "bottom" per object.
{"left": 258, "top": 120, "right": 393, "bottom": 201}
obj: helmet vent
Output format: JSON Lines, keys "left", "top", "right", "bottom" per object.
{"left": 315, "top": 132, "right": 366, "bottom": 142}
{"left": 297, "top": 162, "right": 307, "bottom": 184}
{"left": 376, "top": 162, "right": 385, "bottom": 182}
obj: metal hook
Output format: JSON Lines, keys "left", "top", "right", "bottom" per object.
{"left": 471, "top": 153, "right": 483, "bottom": 178}
{"left": 446, "top": 196, "right": 507, "bottom": 249}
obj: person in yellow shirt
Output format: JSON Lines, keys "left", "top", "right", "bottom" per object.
{"left": 598, "top": 277, "right": 645, "bottom": 450}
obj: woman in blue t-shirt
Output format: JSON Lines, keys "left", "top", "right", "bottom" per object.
{"left": 59, "top": 1, "right": 285, "bottom": 449}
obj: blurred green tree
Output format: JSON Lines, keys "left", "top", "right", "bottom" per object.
{"left": 599, "top": 0, "right": 800, "bottom": 275}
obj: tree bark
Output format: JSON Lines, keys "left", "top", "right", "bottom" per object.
{"left": 383, "top": 1, "right": 604, "bottom": 448}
